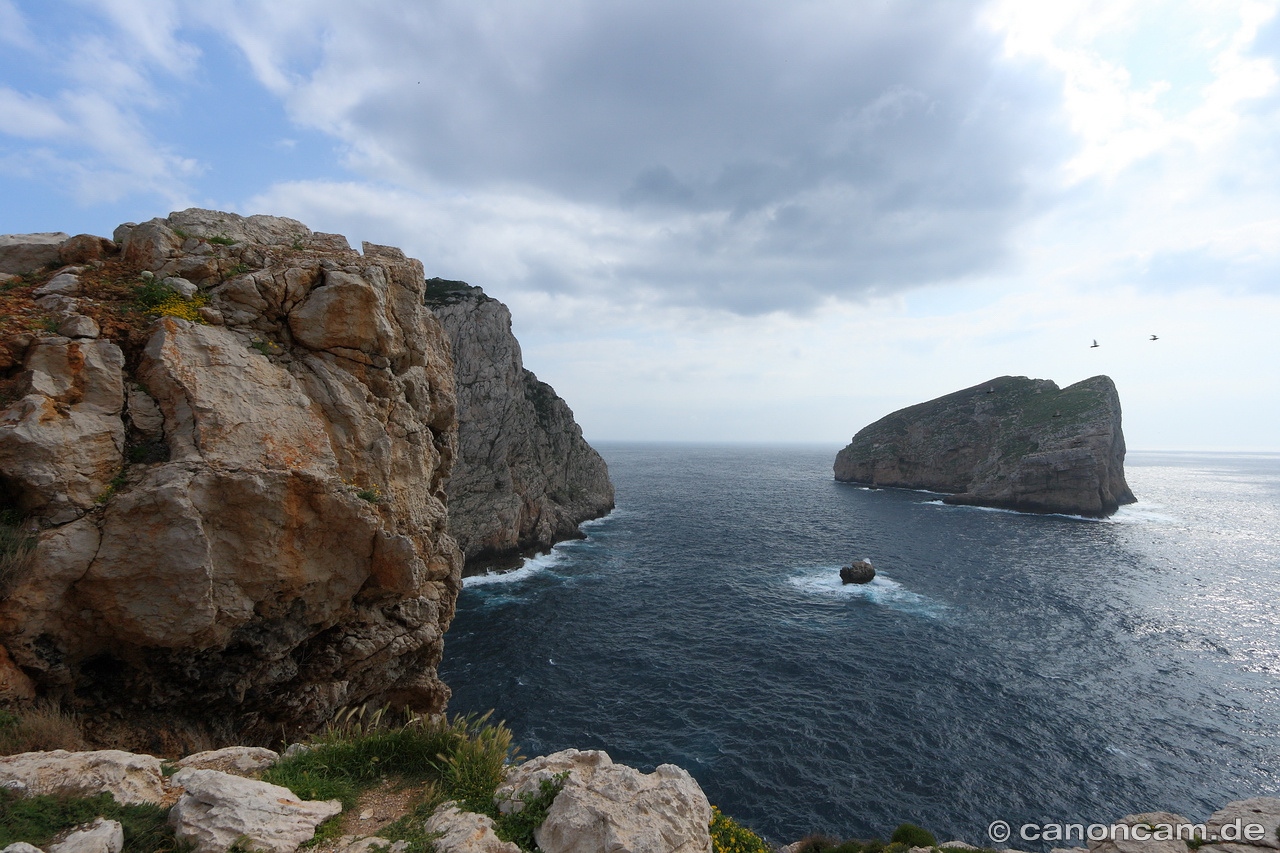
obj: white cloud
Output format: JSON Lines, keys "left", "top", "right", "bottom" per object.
{"left": 0, "top": 0, "right": 34, "bottom": 48}
{"left": 0, "top": 88, "right": 72, "bottom": 138}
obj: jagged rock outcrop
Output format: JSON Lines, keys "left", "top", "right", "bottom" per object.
{"left": 426, "top": 281, "right": 613, "bottom": 570}
{"left": 0, "top": 210, "right": 462, "bottom": 743}
{"left": 834, "top": 375, "right": 1135, "bottom": 517}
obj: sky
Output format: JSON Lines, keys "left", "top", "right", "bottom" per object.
{"left": 2, "top": 0, "right": 1279, "bottom": 451}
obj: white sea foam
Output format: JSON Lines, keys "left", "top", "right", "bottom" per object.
{"left": 787, "top": 568, "right": 946, "bottom": 619}
{"left": 1104, "top": 503, "right": 1178, "bottom": 525}
{"left": 462, "top": 548, "right": 565, "bottom": 587}
{"left": 579, "top": 509, "right": 617, "bottom": 528}
{"left": 924, "top": 499, "right": 1176, "bottom": 525}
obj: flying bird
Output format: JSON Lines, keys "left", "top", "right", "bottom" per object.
{"left": 1150, "top": 335, "right": 1159, "bottom": 340}
{"left": 1091, "top": 340, "right": 1099, "bottom": 348}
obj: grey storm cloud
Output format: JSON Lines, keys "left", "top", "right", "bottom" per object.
{"left": 282, "top": 0, "right": 1072, "bottom": 313}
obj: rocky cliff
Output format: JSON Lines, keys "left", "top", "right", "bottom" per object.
{"left": 0, "top": 210, "right": 463, "bottom": 745}
{"left": 425, "top": 280, "right": 614, "bottom": 570}
{"left": 833, "top": 375, "right": 1135, "bottom": 517}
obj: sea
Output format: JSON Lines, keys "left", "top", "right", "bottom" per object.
{"left": 436, "top": 445, "right": 1280, "bottom": 846}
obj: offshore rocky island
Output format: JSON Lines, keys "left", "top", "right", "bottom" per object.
{"left": 834, "top": 375, "right": 1135, "bottom": 517}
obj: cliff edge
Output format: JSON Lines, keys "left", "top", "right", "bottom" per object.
{"left": 425, "top": 280, "right": 614, "bottom": 571}
{"left": 0, "top": 210, "right": 462, "bottom": 745}
{"left": 833, "top": 375, "right": 1135, "bottom": 517}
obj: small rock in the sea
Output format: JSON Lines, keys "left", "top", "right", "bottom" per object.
{"left": 840, "top": 560, "right": 875, "bottom": 584}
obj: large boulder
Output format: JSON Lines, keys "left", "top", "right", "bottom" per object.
{"left": 427, "top": 282, "right": 614, "bottom": 570}
{"left": 496, "top": 749, "right": 712, "bottom": 853}
{"left": 168, "top": 768, "right": 341, "bottom": 853}
{"left": 0, "top": 750, "right": 165, "bottom": 805}
{"left": 0, "top": 233, "right": 70, "bottom": 275}
{"left": 424, "top": 805, "right": 521, "bottom": 853}
{"left": 47, "top": 818, "right": 124, "bottom": 853}
{"left": 175, "top": 747, "right": 280, "bottom": 777}
{"left": 834, "top": 375, "right": 1135, "bottom": 517}
{"left": 840, "top": 560, "right": 875, "bottom": 584}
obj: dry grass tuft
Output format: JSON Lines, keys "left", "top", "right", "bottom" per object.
{"left": 0, "top": 702, "right": 89, "bottom": 755}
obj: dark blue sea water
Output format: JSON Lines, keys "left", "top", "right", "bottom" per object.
{"left": 436, "top": 445, "right": 1280, "bottom": 846}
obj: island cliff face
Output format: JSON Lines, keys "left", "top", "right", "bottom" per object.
{"left": 0, "top": 210, "right": 463, "bottom": 745}
{"left": 834, "top": 375, "right": 1135, "bottom": 517}
{"left": 425, "top": 281, "right": 614, "bottom": 570}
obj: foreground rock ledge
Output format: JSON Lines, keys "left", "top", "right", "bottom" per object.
{"left": 834, "top": 375, "right": 1135, "bottom": 517}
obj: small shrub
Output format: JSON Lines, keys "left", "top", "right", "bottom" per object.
{"left": 891, "top": 824, "right": 936, "bottom": 849}
{"left": 791, "top": 836, "right": 839, "bottom": 853}
{"left": 492, "top": 772, "right": 567, "bottom": 851}
{"left": 133, "top": 280, "right": 209, "bottom": 324}
{"left": 342, "top": 479, "right": 384, "bottom": 504}
{"left": 439, "top": 714, "right": 519, "bottom": 807}
{"left": 0, "top": 702, "right": 88, "bottom": 755}
{"left": 709, "top": 806, "right": 771, "bottom": 853}
{"left": 226, "top": 264, "right": 252, "bottom": 277}
{"left": 94, "top": 469, "right": 127, "bottom": 505}
{"left": 207, "top": 235, "right": 236, "bottom": 246}
{"left": 290, "top": 236, "right": 306, "bottom": 250}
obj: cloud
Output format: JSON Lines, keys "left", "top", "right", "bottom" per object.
{"left": 0, "top": 0, "right": 203, "bottom": 208}
{"left": 214, "top": 0, "right": 1071, "bottom": 313}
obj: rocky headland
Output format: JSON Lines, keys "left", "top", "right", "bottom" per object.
{"left": 0, "top": 211, "right": 494, "bottom": 748}
{"left": 834, "top": 376, "right": 1135, "bottom": 517}
{"left": 425, "top": 280, "right": 613, "bottom": 571}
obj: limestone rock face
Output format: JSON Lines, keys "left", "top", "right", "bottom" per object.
{"left": 168, "top": 768, "right": 341, "bottom": 853}
{"left": 0, "top": 210, "right": 461, "bottom": 742}
{"left": 1206, "top": 798, "right": 1280, "bottom": 848}
{"left": 834, "top": 375, "right": 1135, "bottom": 517}
{"left": 427, "top": 282, "right": 613, "bottom": 569}
{"left": 497, "top": 749, "right": 712, "bottom": 853}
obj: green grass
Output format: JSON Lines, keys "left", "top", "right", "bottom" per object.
{"left": 262, "top": 708, "right": 528, "bottom": 850}
{"left": 207, "top": 235, "right": 236, "bottom": 246}
{"left": 0, "top": 789, "right": 190, "bottom": 853}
